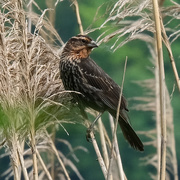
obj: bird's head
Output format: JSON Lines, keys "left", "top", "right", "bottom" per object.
{"left": 62, "top": 35, "right": 98, "bottom": 60}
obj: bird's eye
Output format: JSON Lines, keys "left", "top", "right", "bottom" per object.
{"left": 81, "top": 39, "right": 86, "bottom": 43}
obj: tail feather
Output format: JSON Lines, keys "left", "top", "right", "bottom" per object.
{"left": 109, "top": 109, "right": 144, "bottom": 151}
{"left": 119, "top": 119, "right": 144, "bottom": 151}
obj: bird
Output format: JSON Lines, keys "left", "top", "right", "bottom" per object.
{"left": 59, "top": 34, "right": 144, "bottom": 151}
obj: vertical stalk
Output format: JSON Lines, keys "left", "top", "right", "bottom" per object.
{"left": 17, "top": 141, "right": 29, "bottom": 180}
{"left": 9, "top": 137, "right": 20, "bottom": 180}
{"left": 98, "top": 118, "right": 109, "bottom": 169}
{"left": 11, "top": 156, "right": 20, "bottom": 180}
{"left": 28, "top": 1, "right": 32, "bottom": 33}
{"left": 109, "top": 115, "right": 127, "bottom": 180}
{"left": 155, "top": 50, "right": 161, "bottom": 179}
{"left": 46, "top": 131, "right": 71, "bottom": 180}
{"left": 107, "top": 58, "right": 127, "bottom": 180}
{"left": 90, "top": 131, "right": 107, "bottom": 179}
{"left": 50, "top": 127, "right": 55, "bottom": 179}
{"left": 72, "top": 0, "right": 84, "bottom": 35}
{"left": 37, "top": 150, "right": 53, "bottom": 180}
{"left": 152, "top": 0, "right": 166, "bottom": 179}
{"left": 30, "top": 127, "right": 38, "bottom": 180}
{"left": 46, "top": 0, "right": 56, "bottom": 41}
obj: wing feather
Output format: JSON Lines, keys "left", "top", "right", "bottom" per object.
{"left": 78, "top": 57, "right": 128, "bottom": 111}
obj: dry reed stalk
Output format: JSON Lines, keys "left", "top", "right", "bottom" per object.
{"left": 46, "top": 131, "right": 71, "bottom": 180}
{"left": 36, "top": 150, "right": 53, "bottom": 180}
{"left": 50, "top": 128, "right": 56, "bottom": 179}
{"left": 107, "top": 58, "right": 127, "bottom": 180}
{"left": 89, "top": 131, "right": 108, "bottom": 179}
{"left": 155, "top": 48, "right": 161, "bottom": 179}
{"left": 8, "top": 135, "right": 20, "bottom": 180}
{"left": 30, "top": 128, "right": 38, "bottom": 180}
{"left": 44, "top": 2, "right": 57, "bottom": 179}
{"left": 17, "top": 142, "right": 29, "bottom": 180}
{"left": 152, "top": 1, "right": 166, "bottom": 180}
{"left": 98, "top": 118, "right": 109, "bottom": 169}
{"left": 72, "top": 0, "right": 84, "bottom": 35}
{"left": 109, "top": 115, "right": 127, "bottom": 180}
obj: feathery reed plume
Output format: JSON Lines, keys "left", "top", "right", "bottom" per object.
{"left": 0, "top": 0, "right": 84, "bottom": 179}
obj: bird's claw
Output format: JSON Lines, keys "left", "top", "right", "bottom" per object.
{"left": 86, "top": 126, "right": 94, "bottom": 142}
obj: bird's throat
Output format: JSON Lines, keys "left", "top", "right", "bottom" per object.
{"left": 70, "top": 48, "right": 91, "bottom": 60}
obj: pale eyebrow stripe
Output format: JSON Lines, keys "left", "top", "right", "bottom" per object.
{"left": 71, "top": 36, "right": 91, "bottom": 41}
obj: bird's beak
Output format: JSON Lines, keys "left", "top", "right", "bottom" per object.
{"left": 87, "top": 40, "right": 98, "bottom": 48}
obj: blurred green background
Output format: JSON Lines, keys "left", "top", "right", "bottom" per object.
{"left": 1, "top": 0, "right": 180, "bottom": 179}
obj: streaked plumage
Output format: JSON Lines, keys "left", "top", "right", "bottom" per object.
{"left": 59, "top": 35, "right": 144, "bottom": 151}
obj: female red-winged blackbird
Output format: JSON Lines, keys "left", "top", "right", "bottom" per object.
{"left": 59, "top": 35, "right": 144, "bottom": 151}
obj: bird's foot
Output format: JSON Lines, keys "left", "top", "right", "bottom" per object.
{"left": 86, "top": 125, "right": 95, "bottom": 142}
{"left": 85, "top": 112, "right": 103, "bottom": 142}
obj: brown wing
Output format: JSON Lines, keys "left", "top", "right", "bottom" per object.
{"left": 78, "top": 57, "right": 128, "bottom": 112}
